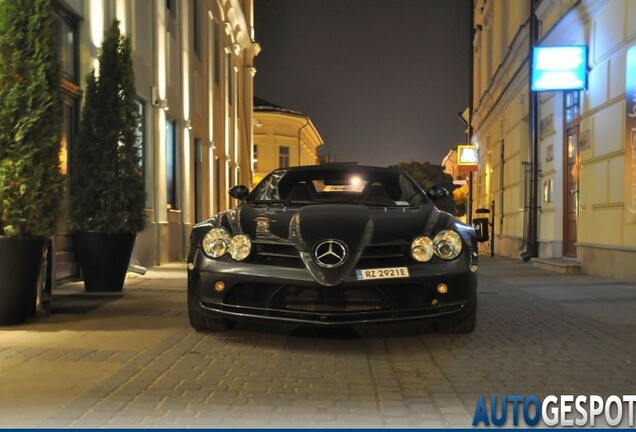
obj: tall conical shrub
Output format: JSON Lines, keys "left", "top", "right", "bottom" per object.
{"left": 0, "top": 0, "right": 63, "bottom": 237}
{"left": 71, "top": 19, "right": 146, "bottom": 234}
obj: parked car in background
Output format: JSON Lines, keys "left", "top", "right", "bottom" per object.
{"left": 187, "top": 164, "right": 479, "bottom": 332}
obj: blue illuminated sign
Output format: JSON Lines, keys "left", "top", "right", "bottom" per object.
{"left": 532, "top": 45, "right": 588, "bottom": 91}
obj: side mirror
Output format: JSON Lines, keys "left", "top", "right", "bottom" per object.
{"left": 229, "top": 185, "right": 249, "bottom": 201}
{"left": 426, "top": 186, "right": 449, "bottom": 201}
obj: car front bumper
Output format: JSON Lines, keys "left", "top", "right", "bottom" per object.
{"left": 188, "top": 248, "right": 477, "bottom": 326}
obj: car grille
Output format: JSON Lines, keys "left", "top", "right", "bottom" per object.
{"left": 358, "top": 243, "right": 410, "bottom": 267}
{"left": 251, "top": 241, "right": 303, "bottom": 268}
{"left": 250, "top": 241, "right": 410, "bottom": 268}
{"left": 224, "top": 283, "right": 436, "bottom": 313}
{"left": 277, "top": 286, "right": 386, "bottom": 312}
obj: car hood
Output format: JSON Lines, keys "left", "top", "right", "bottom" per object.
{"left": 235, "top": 203, "right": 449, "bottom": 246}
{"left": 201, "top": 203, "right": 457, "bottom": 286}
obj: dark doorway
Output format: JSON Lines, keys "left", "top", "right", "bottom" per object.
{"left": 564, "top": 128, "right": 579, "bottom": 257}
{"left": 194, "top": 138, "right": 202, "bottom": 222}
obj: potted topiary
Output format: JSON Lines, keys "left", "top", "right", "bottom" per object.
{"left": 70, "top": 20, "right": 146, "bottom": 292}
{"left": 0, "top": 0, "right": 64, "bottom": 324}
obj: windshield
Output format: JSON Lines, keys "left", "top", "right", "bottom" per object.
{"left": 247, "top": 167, "right": 429, "bottom": 207}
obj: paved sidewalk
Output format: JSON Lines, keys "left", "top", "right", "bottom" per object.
{"left": 0, "top": 256, "right": 635, "bottom": 428}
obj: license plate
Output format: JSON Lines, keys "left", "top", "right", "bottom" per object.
{"left": 355, "top": 267, "right": 410, "bottom": 280}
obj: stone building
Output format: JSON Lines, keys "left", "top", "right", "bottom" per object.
{"left": 472, "top": 0, "right": 636, "bottom": 282}
{"left": 53, "top": 0, "right": 259, "bottom": 278}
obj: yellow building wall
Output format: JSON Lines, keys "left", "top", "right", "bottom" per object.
{"left": 252, "top": 111, "right": 323, "bottom": 185}
{"left": 475, "top": 0, "right": 636, "bottom": 282}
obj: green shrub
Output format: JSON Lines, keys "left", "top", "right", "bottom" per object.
{"left": 70, "top": 20, "right": 146, "bottom": 235}
{"left": 0, "top": 0, "right": 63, "bottom": 237}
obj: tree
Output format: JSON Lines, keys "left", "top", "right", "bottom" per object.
{"left": 0, "top": 0, "right": 63, "bottom": 237}
{"left": 453, "top": 183, "right": 469, "bottom": 216}
{"left": 70, "top": 19, "right": 146, "bottom": 234}
{"left": 390, "top": 161, "right": 457, "bottom": 214}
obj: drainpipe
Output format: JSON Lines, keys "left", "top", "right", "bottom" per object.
{"left": 468, "top": 1, "right": 474, "bottom": 225}
{"left": 523, "top": 0, "right": 540, "bottom": 261}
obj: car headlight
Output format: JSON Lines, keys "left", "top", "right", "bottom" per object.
{"left": 201, "top": 228, "right": 231, "bottom": 258}
{"left": 433, "top": 229, "right": 462, "bottom": 260}
{"left": 411, "top": 236, "right": 434, "bottom": 262}
{"left": 229, "top": 234, "right": 252, "bottom": 261}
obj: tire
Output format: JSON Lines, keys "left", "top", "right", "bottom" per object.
{"left": 435, "top": 298, "right": 476, "bottom": 334}
{"left": 188, "top": 298, "right": 235, "bottom": 331}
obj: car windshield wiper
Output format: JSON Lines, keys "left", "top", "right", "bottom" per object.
{"left": 313, "top": 199, "right": 399, "bottom": 207}
{"left": 250, "top": 199, "right": 317, "bottom": 205}
{"left": 355, "top": 199, "right": 399, "bottom": 207}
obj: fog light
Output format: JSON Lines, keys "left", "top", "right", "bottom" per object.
{"left": 437, "top": 283, "right": 448, "bottom": 294}
{"left": 214, "top": 281, "right": 225, "bottom": 292}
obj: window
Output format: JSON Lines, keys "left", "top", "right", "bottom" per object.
{"left": 253, "top": 144, "right": 258, "bottom": 171}
{"left": 227, "top": 52, "right": 233, "bottom": 106}
{"left": 565, "top": 91, "right": 581, "bottom": 126}
{"left": 55, "top": 9, "right": 78, "bottom": 82}
{"left": 166, "top": 120, "right": 178, "bottom": 209}
{"left": 194, "top": 138, "right": 202, "bottom": 222}
{"left": 279, "top": 146, "right": 290, "bottom": 168}
{"left": 53, "top": 5, "right": 80, "bottom": 177}
{"left": 134, "top": 99, "right": 150, "bottom": 208}
{"left": 214, "top": 22, "right": 220, "bottom": 84}
{"left": 193, "top": 0, "right": 200, "bottom": 55}
{"left": 135, "top": 99, "right": 145, "bottom": 171}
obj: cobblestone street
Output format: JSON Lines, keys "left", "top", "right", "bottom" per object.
{"left": 1, "top": 256, "right": 635, "bottom": 428}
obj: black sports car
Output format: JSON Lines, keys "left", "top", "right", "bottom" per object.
{"left": 187, "top": 164, "right": 478, "bottom": 332}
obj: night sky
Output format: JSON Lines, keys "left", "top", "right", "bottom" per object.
{"left": 253, "top": 0, "right": 471, "bottom": 167}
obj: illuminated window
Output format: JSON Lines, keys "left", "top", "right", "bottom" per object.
{"left": 54, "top": 5, "right": 80, "bottom": 178}
{"left": 279, "top": 146, "right": 290, "bottom": 168}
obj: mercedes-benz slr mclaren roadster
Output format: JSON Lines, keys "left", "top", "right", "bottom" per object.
{"left": 187, "top": 164, "right": 478, "bottom": 332}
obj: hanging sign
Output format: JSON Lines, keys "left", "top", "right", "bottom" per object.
{"left": 532, "top": 46, "right": 588, "bottom": 91}
{"left": 626, "top": 45, "right": 636, "bottom": 224}
{"left": 458, "top": 145, "right": 478, "bottom": 173}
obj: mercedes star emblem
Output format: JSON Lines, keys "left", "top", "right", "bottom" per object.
{"left": 314, "top": 239, "right": 348, "bottom": 268}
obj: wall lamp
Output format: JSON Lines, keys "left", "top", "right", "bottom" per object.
{"left": 151, "top": 86, "right": 169, "bottom": 111}
{"left": 153, "top": 98, "right": 169, "bottom": 111}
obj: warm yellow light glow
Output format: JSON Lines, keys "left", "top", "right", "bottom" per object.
{"left": 115, "top": 0, "right": 127, "bottom": 33}
{"left": 350, "top": 176, "right": 362, "bottom": 186}
{"left": 89, "top": 0, "right": 104, "bottom": 48}
{"left": 59, "top": 135, "right": 67, "bottom": 175}
{"left": 92, "top": 58, "right": 100, "bottom": 77}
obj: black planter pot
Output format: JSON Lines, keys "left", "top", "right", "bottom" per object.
{"left": 0, "top": 236, "right": 46, "bottom": 325}
{"left": 73, "top": 231, "right": 136, "bottom": 292}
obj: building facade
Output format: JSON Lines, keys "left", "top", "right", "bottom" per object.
{"left": 252, "top": 98, "right": 323, "bottom": 185}
{"left": 472, "top": 0, "right": 636, "bottom": 283}
{"left": 53, "top": 0, "right": 259, "bottom": 279}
